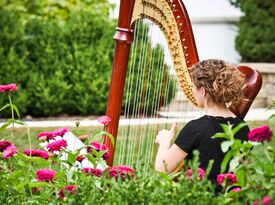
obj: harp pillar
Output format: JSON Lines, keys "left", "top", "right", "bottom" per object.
{"left": 104, "top": 0, "right": 136, "bottom": 166}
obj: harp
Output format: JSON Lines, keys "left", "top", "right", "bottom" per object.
{"left": 104, "top": 0, "right": 262, "bottom": 172}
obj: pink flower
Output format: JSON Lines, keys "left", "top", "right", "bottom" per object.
{"left": 37, "top": 128, "right": 69, "bottom": 141}
{"left": 263, "top": 196, "right": 271, "bottom": 205}
{"left": 97, "top": 115, "right": 111, "bottom": 125}
{"left": 0, "top": 83, "right": 17, "bottom": 92}
{"left": 82, "top": 168, "right": 102, "bottom": 177}
{"left": 217, "top": 173, "right": 237, "bottom": 185}
{"left": 0, "top": 140, "right": 13, "bottom": 152}
{"left": 186, "top": 169, "right": 193, "bottom": 179}
{"left": 58, "top": 185, "right": 77, "bottom": 199}
{"left": 47, "top": 140, "right": 67, "bottom": 152}
{"left": 231, "top": 187, "right": 241, "bottom": 192}
{"left": 23, "top": 149, "right": 50, "bottom": 159}
{"left": 88, "top": 142, "right": 110, "bottom": 159}
{"left": 36, "top": 169, "right": 56, "bottom": 181}
{"left": 227, "top": 173, "right": 237, "bottom": 183}
{"left": 185, "top": 168, "right": 205, "bottom": 180}
{"left": 2, "top": 145, "right": 18, "bottom": 159}
{"left": 198, "top": 168, "right": 205, "bottom": 180}
{"left": 78, "top": 135, "right": 89, "bottom": 141}
{"left": 76, "top": 155, "right": 85, "bottom": 162}
{"left": 248, "top": 125, "right": 272, "bottom": 142}
{"left": 217, "top": 173, "right": 226, "bottom": 185}
{"left": 109, "top": 165, "right": 135, "bottom": 180}
{"left": 252, "top": 201, "right": 258, "bottom": 205}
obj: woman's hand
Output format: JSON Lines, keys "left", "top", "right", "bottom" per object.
{"left": 155, "top": 123, "right": 177, "bottom": 147}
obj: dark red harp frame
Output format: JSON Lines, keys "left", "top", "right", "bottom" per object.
{"left": 103, "top": 0, "right": 262, "bottom": 166}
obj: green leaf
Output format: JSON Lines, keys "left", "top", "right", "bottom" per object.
{"left": 66, "top": 151, "right": 78, "bottom": 165}
{"left": 12, "top": 104, "right": 20, "bottom": 118}
{"left": 29, "top": 182, "right": 51, "bottom": 188}
{"left": 16, "top": 180, "right": 29, "bottom": 191}
{"left": 86, "top": 154, "right": 96, "bottom": 168}
{"left": 92, "top": 131, "right": 115, "bottom": 146}
{"left": 232, "top": 123, "right": 247, "bottom": 135}
{"left": 236, "top": 167, "right": 246, "bottom": 187}
{"left": 0, "top": 119, "right": 13, "bottom": 132}
{"left": 221, "top": 141, "right": 233, "bottom": 153}
{"left": 220, "top": 123, "right": 233, "bottom": 135}
{"left": 14, "top": 119, "right": 27, "bottom": 126}
{"left": 212, "top": 132, "right": 228, "bottom": 140}
{"left": 268, "top": 114, "right": 275, "bottom": 128}
{"left": 0, "top": 103, "right": 11, "bottom": 112}
{"left": 221, "top": 150, "right": 233, "bottom": 173}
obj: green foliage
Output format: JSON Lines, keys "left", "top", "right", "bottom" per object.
{"left": 1, "top": 85, "right": 275, "bottom": 204}
{"left": 212, "top": 121, "right": 275, "bottom": 203}
{"left": 229, "top": 0, "right": 275, "bottom": 62}
{"left": 0, "top": 0, "right": 115, "bottom": 116}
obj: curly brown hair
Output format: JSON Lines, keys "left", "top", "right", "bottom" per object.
{"left": 190, "top": 59, "right": 246, "bottom": 104}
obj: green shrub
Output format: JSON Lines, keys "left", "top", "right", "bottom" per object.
{"left": 0, "top": 1, "right": 175, "bottom": 117}
{"left": 230, "top": 0, "right": 275, "bottom": 62}
{"left": 0, "top": 0, "right": 116, "bottom": 117}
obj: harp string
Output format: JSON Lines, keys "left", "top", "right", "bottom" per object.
{"left": 115, "top": 0, "right": 197, "bottom": 174}
{"left": 123, "top": 19, "right": 145, "bottom": 166}
{"left": 117, "top": 19, "right": 139, "bottom": 165}
{"left": 123, "top": 2, "right": 151, "bottom": 166}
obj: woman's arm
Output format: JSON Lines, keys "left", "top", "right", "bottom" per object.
{"left": 155, "top": 123, "right": 188, "bottom": 173}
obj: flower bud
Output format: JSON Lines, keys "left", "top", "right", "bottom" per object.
{"left": 78, "top": 135, "right": 89, "bottom": 141}
{"left": 75, "top": 121, "right": 80, "bottom": 127}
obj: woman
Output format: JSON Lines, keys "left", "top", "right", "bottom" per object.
{"left": 155, "top": 59, "right": 249, "bottom": 183}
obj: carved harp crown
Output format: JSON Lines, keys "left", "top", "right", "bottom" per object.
{"left": 104, "top": 0, "right": 262, "bottom": 170}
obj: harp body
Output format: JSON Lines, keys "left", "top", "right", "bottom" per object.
{"left": 104, "top": 0, "right": 262, "bottom": 168}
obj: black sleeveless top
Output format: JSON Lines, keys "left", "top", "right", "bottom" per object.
{"left": 174, "top": 115, "right": 249, "bottom": 183}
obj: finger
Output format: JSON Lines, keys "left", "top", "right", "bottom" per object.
{"left": 170, "top": 122, "right": 177, "bottom": 132}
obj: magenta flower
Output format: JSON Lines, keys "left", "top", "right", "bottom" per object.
{"left": 227, "top": 173, "right": 237, "bottom": 183}
{"left": 231, "top": 187, "right": 241, "bottom": 192}
{"left": 263, "top": 196, "right": 271, "bottom": 205}
{"left": 58, "top": 185, "right": 77, "bottom": 199}
{"left": 197, "top": 168, "right": 205, "bottom": 180}
{"left": 36, "top": 169, "right": 56, "bottom": 181}
{"left": 217, "top": 173, "right": 237, "bottom": 185}
{"left": 109, "top": 165, "right": 135, "bottom": 180}
{"left": 217, "top": 173, "right": 226, "bottom": 185}
{"left": 2, "top": 145, "right": 18, "bottom": 159}
{"left": 47, "top": 140, "right": 67, "bottom": 152}
{"left": 0, "top": 140, "right": 13, "bottom": 152}
{"left": 76, "top": 155, "right": 85, "bottom": 162}
{"left": 88, "top": 142, "right": 110, "bottom": 159}
{"left": 248, "top": 125, "right": 272, "bottom": 142}
{"left": 186, "top": 169, "right": 193, "bottom": 179}
{"left": 97, "top": 115, "right": 111, "bottom": 125}
{"left": 37, "top": 128, "right": 69, "bottom": 141}
{"left": 185, "top": 168, "right": 205, "bottom": 180}
{"left": 0, "top": 83, "right": 17, "bottom": 92}
{"left": 83, "top": 168, "right": 102, "bottom": 177}
{"left": 252, "top": 201, "right": 258, "bottom": 205}
{"left": 23, "top": 149, "right": 50, "bottom": 160}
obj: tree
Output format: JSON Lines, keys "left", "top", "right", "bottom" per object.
{"left": 229, "top": 0, "right": 275, "bottom": 62}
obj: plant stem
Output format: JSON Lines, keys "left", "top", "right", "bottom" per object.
{"left": 27, "top": 126, "right": 32, "bottom": 156}
{"left": 263, "top": 142, "right": 271, "bottom": 161}
{"left": 8, "top": 95, "right": 15, "bottom": 137}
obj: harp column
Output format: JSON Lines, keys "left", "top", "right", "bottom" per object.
{"left": 104, "top": 0, "right": 136, "bottom": 166}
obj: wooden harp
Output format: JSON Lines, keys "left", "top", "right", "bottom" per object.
{"left": 104, "top": 0, "right": 262, "bottom": 172}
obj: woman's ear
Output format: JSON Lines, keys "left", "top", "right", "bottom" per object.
{"left": 200, "top": 87, "right": 206, "bottom": 97}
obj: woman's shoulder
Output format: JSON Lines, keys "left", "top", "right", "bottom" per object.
{"left": 183, "top": 115, "right": 211, "bottom": 131}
